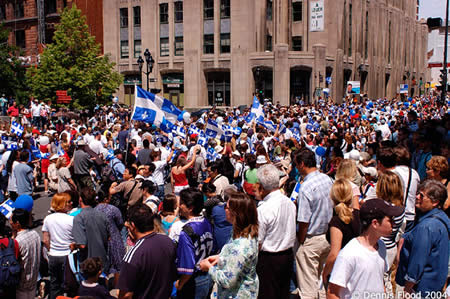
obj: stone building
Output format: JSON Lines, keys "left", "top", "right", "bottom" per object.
{"left": 0, "top": 0, "right": 104, "bottom": 66}
{"left": 105, "top": 0, "right": 428, "bottom": 107}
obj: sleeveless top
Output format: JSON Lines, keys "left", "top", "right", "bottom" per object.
{"left": 162, "top": 216, "right": 179, "bottom": 235}
{"left": 172, "top": 169, "right": 188, "bottom": 186}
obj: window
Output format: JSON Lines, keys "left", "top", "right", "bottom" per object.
{"left": 0, "top": 5, "right": 5, "bottom": 20}
{"left": 160, "top": 3, "right": 168, "bottom": 24}
{"left": 266, "top": 0, "right": 272, "bottom": 20}
{"left": 15, "top": 30, "right": 25, "bottom": 49}
{"left": 174, "top": 1, "right": 183, "bottom": 22}
{"left": 134, "top": 40, "right": 141, "bottom": 58}
{"left": 204, "top": 0, "right": 214, "bottom": 20}
{"left": 365, "top": 11, "right": 369, "bottom": 60}
{"left": 175, "top": 37, "right": 183, "bottom": 56}
{"left": 45, "top": 0, "right": 57, "bottom": 14}
{"left": 160, "top": 38, "right": 169, "bottom": 56}
{"left": 292, "top": 36, "right": 302, "bottom": 51}
{"left": 120, "top": 40, "right": 129, "bottom": 58}
{"left": 204, "top": 34, "right": 214, "bottom": 54}
{"left": 292, "top": 2, "right": 302, "bottom": 22}
{"left": 388, "top": 21, "right": 391, "bottom": 63}
{"left": 120, "top": 8, "right": 128, "bottom": 28}
{"left": 348, "top": 3, "right": 352, "bottom": 56}
{"left": 266, "top": 35, "right": 272, "bottom": 51}
{"left": 14, "top": 1, "right": 24, "bottom": 18}
{"left": 220, "top": 33, "right": 230, "bottom": 53}
{"left": 220, "top": 0, "right": 230, "bottom": 19}
{"left": 133, "top": 6, "right": 141, "bottom": 27}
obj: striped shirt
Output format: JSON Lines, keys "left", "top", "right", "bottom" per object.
{"left": 380, "top": 210, "right": 405, "bottom": 249}
{"left": 297, "top": 170, "right": 334, "bottom": 235}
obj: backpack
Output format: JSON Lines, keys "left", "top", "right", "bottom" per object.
{"left": 101, "top": 161, "right": 119, "bottom": 184}
{"left": 0, "top": 238, "right": 20, "bottom": 288}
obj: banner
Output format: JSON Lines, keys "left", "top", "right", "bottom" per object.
{"left": 310, "top": 0, "right": 325, "bottom": 32}
{"left": 346, "top": 81, "right": 360, "bottom": 95}
{"left": 400, "top": 84, "right": 409, "bottom": 94}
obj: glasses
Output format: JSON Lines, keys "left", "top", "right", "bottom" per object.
{"left": 417, "top": 192, "right": 428, "bottom": 199}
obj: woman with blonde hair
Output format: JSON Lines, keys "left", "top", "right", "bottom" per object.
{"left": 42, "top": 193, "right": 74, "bottom": 299}
{"left": 376, "top": 170, "right": 405, "bottom": 293}
{"left": 322, "top": 179, "right": 360, "bottom": 286}
{"left": 335, "top": 158, "right": 361, "bottom": 200}
{"left": 426, "top": 155, "right": 450, "bottom": 213}
{"left": 200, "top": 192, "right": 259, "bottom": 298}
{"left": 56, "top": 157, "right": 76, "bottom": 192}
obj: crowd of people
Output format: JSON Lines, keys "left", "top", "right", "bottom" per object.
{"left": 0, "top": 94, "right": 448, "bottom": 299}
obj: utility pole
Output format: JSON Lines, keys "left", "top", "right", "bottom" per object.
{"left": 442, "top": 0, "right": 449, "bottom": 104}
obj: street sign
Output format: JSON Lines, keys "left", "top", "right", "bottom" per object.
{"left": 56, "top": 90, "right": 72, "bottom": 104}
{"left": 150, "top": 78, "right": 157, "bottom": 82}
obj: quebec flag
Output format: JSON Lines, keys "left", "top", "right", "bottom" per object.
{"left": 146, "top": 90, "right": 182, "bottom": 123}
{"left": 290, "top": 181, "right": 301, "bottom": 202}
{"left": 246, "top": 96, "right": 264, "bottom": 123}
{"left": 0, "top": 199, "right": 15, "bottom": 219}
{"left": 10, "top": 121, "right": 24, "bottom": 137}
{"left": 205, "top": 119, "right": 224, "bottom": 139}
{"left": 132, "top": 86, "right": 166, "bottom": 128}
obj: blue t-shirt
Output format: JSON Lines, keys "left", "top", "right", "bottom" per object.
{"left": 177, "top": 217, "right": 214, "bottom": 275}
{"left": 211, "top": 204, "right": 233, "bottom": 251}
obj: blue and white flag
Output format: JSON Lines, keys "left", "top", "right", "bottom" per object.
{"left": 290, "top": 181, "right": 301, "bottom": 202}
{"left": 132, "top": 86, "right": 166, "bottom": 125}
{"left": 222, "top": 124, "right": 234, "bottom": 142}
{"left": 188, "top": 124, "right": 203, "bottom": 136}
{"left": 206, "top": 147, "right": 221, "bottom": 162}
{"left": 10, "top": 121, "right": 24, "bottom": 137}
{"left": 172, "top": 125, "right": 186, "bottom": 139}
{"left": 246, "top": 96, "right": 264, "bottom": 123}
{"left": 205, "top": 119, "right": 224, "bottom": 139}
{"left": 0, "top": 199, "right": 15, "bottom": 219}
{"left": 197, "top": 136, "right": 207, "bottom": 147}
{"left": 147, "top": 91, "right": 182, "bottom": 123}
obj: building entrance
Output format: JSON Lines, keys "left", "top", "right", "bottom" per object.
{"left": 290, "top": 68, "right": 311, "bottom": 104}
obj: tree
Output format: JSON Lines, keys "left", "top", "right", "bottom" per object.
{"left": 27, "top": 5, "right": 122, "bottom": 108}
{"left": 0, "top": 24, "right": 29, "bottom": 103}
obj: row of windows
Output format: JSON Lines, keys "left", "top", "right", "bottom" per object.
{"left": 0, "top": 0, "right": 60, "bottom": 21}
{"left": 159, "top": 37, "right": 184, "bottom": 56}
{"left": 159, "top": 0, "right": 230, "bottom": 24}
{"left": 120, "top": 40, "right": 142, "bottom": 59}
{"left": 120, "top": 6, "right": 141, "bottom": 28}
{"left": 202, "top": 33, "right": 230, "bottom": 54}
{"left": 266, "top": 1, "right": 302, "bottom": 22}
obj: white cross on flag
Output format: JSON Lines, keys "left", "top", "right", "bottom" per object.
{"left": 10, "top": 121, "right": 24, "bottom": 137}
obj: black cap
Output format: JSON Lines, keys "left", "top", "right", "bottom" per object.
{"left": 360, "top": 198, "right": 404, "bottom": 220}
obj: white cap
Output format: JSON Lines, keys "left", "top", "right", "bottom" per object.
{"left": 256, "top": 155, "right": 267, "bottom": 164}
{"left": 232, "top": 150, "right": 240, "bottom": 157}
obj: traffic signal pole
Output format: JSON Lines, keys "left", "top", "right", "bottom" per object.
{"left": 442, "top": 0, "right": 449, "bottom": 104}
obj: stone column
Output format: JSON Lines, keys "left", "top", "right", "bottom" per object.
{"left": 273, "top": 44, "right": 289, "bottom": 106}
{"left": 312, "top": 44, "right": 326, "bottom": 104}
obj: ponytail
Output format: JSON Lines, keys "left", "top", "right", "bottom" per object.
{"left": 335, "top": 202, "right": 353, "bottom": 224}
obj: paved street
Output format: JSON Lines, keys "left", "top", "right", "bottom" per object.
{"left": 31, "top": 190, "right": 51, "bottom": 238}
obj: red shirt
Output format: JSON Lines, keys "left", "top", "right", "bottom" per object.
{"left": 0, "top": 238, "right": 20, "bottom": 258}
{"left": 7, "top": 106, "right": 19, "bottom": 117}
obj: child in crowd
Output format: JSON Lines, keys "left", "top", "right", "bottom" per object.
{"left": 78, "top": 257, "right": 114, "bottom": 299}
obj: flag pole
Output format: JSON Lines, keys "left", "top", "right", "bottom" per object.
{"left": 124, "top": 85, "right": 137, "bottom": 163}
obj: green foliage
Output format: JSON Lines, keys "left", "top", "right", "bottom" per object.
{"left": 0, "top": 24, "right": 29, "bottom": 104}
{"left": 28, "top": 5, "right": 122, "bottom": 108}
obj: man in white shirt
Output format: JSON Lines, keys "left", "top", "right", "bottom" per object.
{"left": 31, "top": 99, "right": 41, "bottom": 128}
{"left": 294, "top": 149, "right": 334, "bottom": 299}
{"left": 256, "top": 164, "right": 296, "bottom": 299}
{"left": 88, "top": 132, "right": 104, "bottom": 155}
{"left": 328, "top": 198, "right": 403, "bottom": 299}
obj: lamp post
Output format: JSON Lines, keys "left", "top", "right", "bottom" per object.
{"left": 137, "top": 49, "right": 155, "bottom": 91}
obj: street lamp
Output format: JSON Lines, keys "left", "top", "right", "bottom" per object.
{"left": 137, "top": 48, "right": 155, "bottom": 91}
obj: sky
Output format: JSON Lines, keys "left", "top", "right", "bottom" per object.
{"left": 419, "top": 0, "right": 446, "bottom": 19}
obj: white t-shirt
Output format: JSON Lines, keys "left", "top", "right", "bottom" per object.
{"left": 329, "top": 238, "right": 388, "bottom": 299}
{"left": 89, "top": 139, "right": 104, "bottom": 155}
{"left": 42, "top": 212, "right": 74, "bottom": 256}
{"left": 152, "top": 160, "right": 166, "bottom": 186}
{"left": 31, "top": 103, "right": 41, "bottom": 117}
{"left": 392, "top": 166, "right": 420, "bottom": 222}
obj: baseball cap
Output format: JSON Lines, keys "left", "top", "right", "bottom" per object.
{"left": 256, "top": 155, "right": 267, "bottom": 164}
{"left": 13, "top": 194, "right": 34, "bottom": 212}
{"left": 231, "top": 150, "right": 241, "bottom": 157}
{"left": 360, "top": 198, "right": 403, "bottom": 220}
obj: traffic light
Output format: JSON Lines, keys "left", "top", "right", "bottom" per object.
{"left": 439, "top": 69, "right": 447, "bottom": 92}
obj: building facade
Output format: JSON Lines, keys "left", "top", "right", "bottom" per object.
{"left": 427, "top": 25, "right": 449, "bottom": 87}
{"left": 104, "top": 0, "right": 428, "bottom": 107}
{"left": 0, "top": 0, "right": 103, "bottom": 66}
